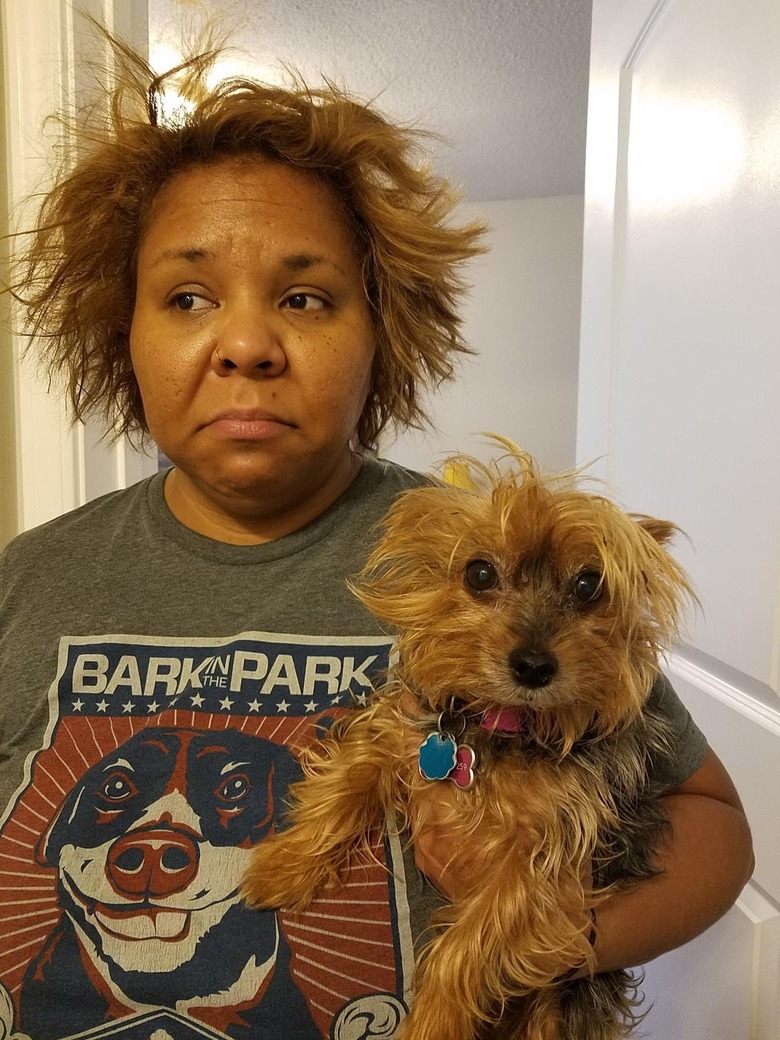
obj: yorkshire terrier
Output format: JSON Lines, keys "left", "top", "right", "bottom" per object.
{"left": 243, "top": 441, "right": 694, "bottom": 1040}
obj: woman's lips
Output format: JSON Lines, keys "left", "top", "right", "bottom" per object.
{"left": 207, "top": 410, "right": 294, "bottom": 440}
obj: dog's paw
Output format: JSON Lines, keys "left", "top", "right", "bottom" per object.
{"left": 242, "top": 833, "right": 331, "bottom": 912}
{"left": 398, "top": 1000, "right": 478, "bottom": 1040}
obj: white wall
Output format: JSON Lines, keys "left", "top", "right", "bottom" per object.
{"left": 385, "top": 194, "right": 584, "bottom": 476}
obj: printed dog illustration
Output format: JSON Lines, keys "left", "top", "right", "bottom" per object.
{"left": 22, "top": 727, "right": 320, "bottom": 1039}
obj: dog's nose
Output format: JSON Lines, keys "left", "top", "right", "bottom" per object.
{"left": 107, "top": 829, "right": 199, "bottom": 899}
{"left": 509, "top": 648, "right": 558, "bottom": 688}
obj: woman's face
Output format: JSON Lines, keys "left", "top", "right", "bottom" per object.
{"left": 130, "top": 160, "right": 376, "bottom": 542}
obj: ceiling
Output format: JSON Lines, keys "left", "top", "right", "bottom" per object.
{"left": 148, "top": 0, "right": 592, "bottom": 203}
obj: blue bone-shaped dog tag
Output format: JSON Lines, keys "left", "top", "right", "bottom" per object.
{"left": 418, "top": 731, "right": 458, "bottom": 780}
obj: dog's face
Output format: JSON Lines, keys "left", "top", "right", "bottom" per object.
{"left": 354, "top": 450, "right": 693, "bottom": 741}
{"left": 36, "top": 727, "right": 301, "bottom": 975}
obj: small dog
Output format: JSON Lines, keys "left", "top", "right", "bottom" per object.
{"left": 243, "top": 442, "right": 694, "bottom": 1040}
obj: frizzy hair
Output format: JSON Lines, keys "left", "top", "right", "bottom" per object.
{"left": 8, "top": 26, "right": 487, "bottom": 448}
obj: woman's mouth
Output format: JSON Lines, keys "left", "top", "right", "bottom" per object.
{"left": 207, "top": 410, "right": 294, "bottom": 440}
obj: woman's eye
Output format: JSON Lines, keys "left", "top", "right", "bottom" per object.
{"left": 464, "top": 559, "right": 499, "bottom": 592}
{"left": 170, "top": 292, "right": 212, "bottom": 311}
{"left": 283, "top": 292, "right": 327, "bottom": 312}
{"left": 573, "top": 570, "right": 604, "bottom": 604}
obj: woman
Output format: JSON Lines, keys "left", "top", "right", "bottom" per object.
{"left": 0, "top": 31, "right": 752, "bottom": 1040}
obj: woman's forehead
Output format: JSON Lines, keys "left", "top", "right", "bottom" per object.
{"left": 137, "top": 159, "right": 360, "bottom": 268}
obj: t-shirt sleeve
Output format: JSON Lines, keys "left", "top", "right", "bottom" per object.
{"left": 647, "top": 671, "right": 709, "bottom": 790}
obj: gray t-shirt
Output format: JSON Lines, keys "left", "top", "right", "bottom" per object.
{"left": 0, "top": 455, "right": 707, "bottom": 1040}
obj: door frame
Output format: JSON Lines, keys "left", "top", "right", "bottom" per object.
{"left": 1, "top": 0, "right": 155, "bottom": 539}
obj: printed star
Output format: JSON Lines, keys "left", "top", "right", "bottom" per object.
{"left": 122, "top": 701, "right": 134, "bottom": 714}
{"left": 329, "top": 694, "right": 342, "bottom": 705}
{"left": 276, "top": 700, "right": 290, "bottom": 713}
{"left": 304, "top": 700, "right": 318, "bottom": 713}
{"left": 353, "top": 692, "right": 368, "bottom": 707}
{"left": 190, "top": 692, "right": 205, "bottom": 708}
{"left": 147, "top": 701, "right": 159, "bottom": 714}
{"left": 72, "top": 699, "right": 84, "bottom": 712}
{"left": 96, "top": 700, "right": 109, "bottom": 712}
{"left": 219, "top": 696, "right": 234, "bottom": 710}
{"left": 247, "top": 699, "right": 262, "bottom": 712}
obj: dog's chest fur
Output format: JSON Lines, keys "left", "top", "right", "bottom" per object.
{"left": 402, "top": 698, "right": 672, "bottom": 891}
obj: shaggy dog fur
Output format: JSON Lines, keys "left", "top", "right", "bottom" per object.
{"left": 243, "top": 443, "right": 694, "bottom": 1040}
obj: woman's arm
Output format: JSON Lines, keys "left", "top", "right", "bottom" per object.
{"left": 586, "top": 746, "right": 754, "bottom": 971}
{"left": 412, "top": 746, "right": 754, "bottom": 973}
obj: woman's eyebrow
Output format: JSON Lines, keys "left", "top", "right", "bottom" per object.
{"left": 151, "top": 247, "right": 215, "bottom": 267}
{"left": 283, "top": 253, "right": 346, "bottom": 276}
{"left": 149, "top": 248, "right": 346, "bottom": 276}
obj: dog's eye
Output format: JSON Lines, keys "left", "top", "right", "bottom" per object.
{"left": 573, "top": 570, "right": 603, "bottom": 604}
{"left": 100, "top": 773, "right": 136, "bottom": 802}
{"left": 464, "top": 559, "right": 499, "bottom": 592}
{"left": 218, "top": 775, "right": 249, "bottom": 803}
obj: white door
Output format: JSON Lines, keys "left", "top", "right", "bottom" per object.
{"left": 578, "top": 1, "right": 780, "bottom": 1037}
{"left": 1, "top": 0, "right": 156, "bottom": 539}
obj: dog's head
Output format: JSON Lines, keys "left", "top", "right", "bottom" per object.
{"left": 35, "top": 727, "right": 302, "bottom": 975}
{"left": 353, "top": 440, "right": 695, "bottom": 745}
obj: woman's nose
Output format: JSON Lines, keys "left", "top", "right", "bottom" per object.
{"left": 210, "top": 309, "right": 287, "bottom": 377}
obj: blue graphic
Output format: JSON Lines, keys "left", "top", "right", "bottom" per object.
{"left": 418, "top": 732, "right": 457, "bottom": 780}
{"left": 58, "top": 635, "right": 391, "bottom": 719}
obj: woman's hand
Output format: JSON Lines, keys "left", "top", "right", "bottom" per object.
{"left": 409, "top": 778, "right": 471, "bottom": 899}
{"left": 398, "top": 692, "right": 474, "bottom": 898}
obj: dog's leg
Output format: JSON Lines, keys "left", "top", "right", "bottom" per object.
{"left": 397, "top": 843, "right": 592, "bottom": 1040}
{"left": 554, "top": 971, "right": 640, "bottom": 1040}
{"left": 243, "top": 704, "right": 407, "bottom": 912}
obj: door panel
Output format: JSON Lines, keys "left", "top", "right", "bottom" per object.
{"left": 579, "top": 1, "right": 780, "bottom": 1036}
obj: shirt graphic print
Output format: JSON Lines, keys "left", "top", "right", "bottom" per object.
{"left": 0, "top": 632, "right": 413, "bottom": 1040}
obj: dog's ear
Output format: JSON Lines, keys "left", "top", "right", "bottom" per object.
{"left": 35, "top": 794, "right": 73, "bottom": 867}
{"left": 264, "top": 744, "right": 305, "bottom": 837}
{"left": 633, "top": 515, "right": 677, "bottom": 546}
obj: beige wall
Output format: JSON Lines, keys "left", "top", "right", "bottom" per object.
{"left": 0, "top": 10, "right": 20, "bottom": 549}
{"left": 385, "top": 194, "right": 584, "bottom": 476}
